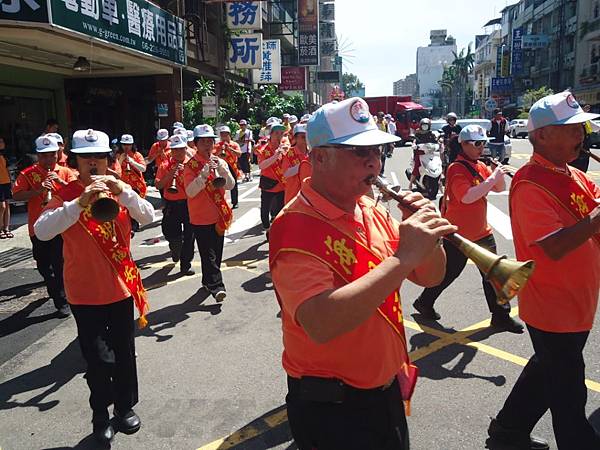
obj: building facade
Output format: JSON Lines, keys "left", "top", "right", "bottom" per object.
{"left": 393, "top": 74, "right": 417, "bottom": 97}
{"left": 416, "top": 30, "right": 457, "bottom": 108}
{"left": 574, "top": 0, "right": 600, "bottom": 109}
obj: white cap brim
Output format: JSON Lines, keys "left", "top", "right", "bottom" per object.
{"left": 328, "top": 129, "right": 400, "bottom": 146}
{"left": 70, "top": 146, "right": 111, "bottom": 154}
{"left": 36, "top": 147, "right": 59, "bottom": 153}
{"left": 194, "top": 133, "right": 217, "bottom": 138}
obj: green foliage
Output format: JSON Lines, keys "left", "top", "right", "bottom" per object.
{"left": 183, "top": 79, "right": 306, "bottom": 130}
{"left": 341, "top": 73, "right": 364, "bottom": 96}
{"left": 523, "top": 86, "right": 554, "bottom": 109}
{"left": 517, "top": 112, "right": 529, "bottom": 119}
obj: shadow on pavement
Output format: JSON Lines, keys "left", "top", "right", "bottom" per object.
{"left": 0, "top": 296, "right": 61, "bottom": 338}
{"left": 135, "top": 251, "right": 172, "bottom": 270}
{"left": 225, "top": 239, "right": 268, "bottom": 263}
{"left": 44, "top": 434, "right": 110, "bottom": 450}
{"left": 0, "top": 280, "right": 44, "bottom": 302}
{"left": 409, "top": 318, "right": 506, "bottom": 386}
{"left": 209, "top": 404, "right": 294, "bottom": 450}
{"left": 139, "top": 288, "right": 218, "bottom": 342}
{"left": 0, "top": 338, "right": 84, "bottom": 412}
{"left": 241, "top": 272, "right": 273, "bottom": 294}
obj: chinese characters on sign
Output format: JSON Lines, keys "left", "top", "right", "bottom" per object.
{"left": 253, "top": 39, "right": 281, "bottom": 84}
{"left": 280, "top": 66, "right": 306, "bottom": 91}
{"left": 226, "top": 1, "right": 262, "bottom": 30}
{"left": 298, "top": 0, "right": 319, "bottom": 66}
{"left": 491, "top": 77, "right": 513, "bottom": 94}
{"left": 49, "top": 0, "right": 186, "bottom": 65}
{"left": 511, "top": 28, "right": 523, "bottom": 76}
{"left": 522, "top": 35, "right": 549, "bottom": 50}
{"left": 0, "top": 0, "right": 48, "bottom": 22}
{"left": 229, "top": 33, "right": 262, "bottom": 69}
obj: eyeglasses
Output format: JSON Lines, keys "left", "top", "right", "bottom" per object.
{"left": 332, "top": 145, "right": 382, "bottom": 158}
{"left": 467, "top": 141, "right": 485, "bottom": 148}
{"left": 77, "top": 153, "right": 109, "bottom": 159}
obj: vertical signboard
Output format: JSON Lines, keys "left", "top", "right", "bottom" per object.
{"left": 511, "top": 27, "right": 523, "bottom": 76}
{"left": 253, "top": 39, "right": 281, "bottom": 84}
{"left": 496, "top": 45, "right": 503, "bottom": 77}
{"left": 280, "top": 67, "right": 307, "bottom": 90}
{"left": 226, "top": 1, "right": 262, "bottom": 30}
{"left": 228, "top": 32, "right": 262, "bottom": 69}
{"left": 298, "top": 0, "right": 319, "bottom": 66}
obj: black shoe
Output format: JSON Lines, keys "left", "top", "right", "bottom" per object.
{"left": 180, "top": 264, "right": 195, "bottom": 276}
{"left": 56, "top": 303, "right": 71, "bottom": 318}
{"left": 214, "top": 290, "right": 226, "bottom": 303}
{"left": 491, "top": 315, "right": 524, "bottom": 334}
{"left": 413, "top": 297, "right": 441, "bottom": 320}
{"left": 93, "top": 421, "right": 115, "bottom": 445}
{"left": 232, "top": 204, "right": 238, "bottom": 209}
{"left": 488, "top": 418, "right": 549, "bottom": 449}
{"left": 114, "top": 409, "right": 141, "bottom": 435}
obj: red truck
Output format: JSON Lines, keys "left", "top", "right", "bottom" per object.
{"left": 363, "top": 96, "right": 430, "bottom": 144}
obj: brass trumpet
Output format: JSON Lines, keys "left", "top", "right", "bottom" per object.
{"left": 167, "top": 165, "right": 180, "bottom": 194}
{"left": 480, "top": 157, "right": 518, "bottom": 178}
{"left": 210, "top": 157, "right": 227, "bottom": 189}
{"left": 89, "top": 169, "right": 120, "bottom": 222}
{"left": 370, "top": 176, "right": 535, "bottom": 305}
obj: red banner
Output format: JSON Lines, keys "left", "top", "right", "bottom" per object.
{"left": 280, "top": 67, "right": 306, "bottom": 91}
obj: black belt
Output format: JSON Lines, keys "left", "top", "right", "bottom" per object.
{"left": 287, "top": 375, "right": 396, "bottom": 405}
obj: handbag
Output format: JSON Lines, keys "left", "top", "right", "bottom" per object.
{"left": 259, "top": 175, "right": 279, "bottom": 190}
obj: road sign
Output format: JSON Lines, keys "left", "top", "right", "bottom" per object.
{"left": 202, "top": 96, "right": 217, "bottom": 106}
{"left": 484, "top": 98, "right": 498, "bottom": 112}
{"left": 202, "top": 106, "right": 217, "bottom": 118}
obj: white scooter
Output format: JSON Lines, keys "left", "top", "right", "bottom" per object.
{"left": 405, "top": 142, "right": 443, "bottom": 200}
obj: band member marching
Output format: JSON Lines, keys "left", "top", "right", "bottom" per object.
{"left": 256, "top": 118, "right": 288, "bottom": 235}
{"left": 155, "top": 134, "right": 195, "bottom": 276}
{"left": 214, "top": 126, "right": 242, "bottom": 209}
{"left": 117, "top": 134, "right": 147, "bottom": 198}
{"left": 270, "top": 98, "right": 457, "bottom": 449}
{"left": 184, "top": 125, "right": 235, "bottom": 303}
{"left": 281, "top": 123, "right": 311, "bottom": 204}
{"left": 12, "top": 135, "right": 76, "bottom": 316}
{"left": 33, "top": 129, "right": 154, "bottom": 445}
{"left": 146, "top": 129, "right": 171, "bottom": 168}
{"left": 235, "top": 119, "right": 254, "bottom": 182}
{"left": 412, "top": 124, "right": 524, "bottom": 333}
{"left": 488, "top": 92, "right": 600, "bottom": 450}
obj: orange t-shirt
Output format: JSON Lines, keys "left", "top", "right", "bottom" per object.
{"left": 148, "top": 141, "right": 171, "bottom": 167}
{"left": 257, "top": 141, "right": 285, "bottom": 193}
{"left": 13, "top": 164, "right": 76, "bottom": 236}
{"left": 108, "top": 159, "right": 122, "bottom": 178}
{"left": 282, "top": 156, "right": 312, "bottom": 204}
{"left": 43, "top": 188, "right": 132, "bottom": 305}
{"left": 156, "top": 155, "right": 189, "bottom": 201}
{"left": 183, "top": 154, "right": 222, "bottom": 225}
{"left": 510, "top": 155, "right": 600, "bottom": 332}
{"left": 270, "top": 179, "right": 408, "bottom": 389}
{"left": 443, "top": 156, "right": 493, "bottom": 241}
{"left": 0, "top": 154, "right": 9, "bottom": 184}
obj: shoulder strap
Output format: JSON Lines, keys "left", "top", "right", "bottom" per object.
{"left": 453, "top": 160, "right": 484, "bottom": 183}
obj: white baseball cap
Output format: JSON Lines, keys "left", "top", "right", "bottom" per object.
{"left": 293, "top": 124, "right": 307, "bottom": 135}
{"left": 458, "top": 124, "right": 489, "bottom": 143}
{"left": 169, "top": 134, "right": 188, "bottom": 149}
{"left": 156, "top": 129, "right": 169, "bottom": 141}
{"left": 289, "top": 115, "right": 298, "bottom": 124}
{"left": 186, "top": 130, "right": 194, "bottom": 142}
{"left": 528, "top": 91, "right": 600, "bottom": 132}
{"left": 219, "top": 125, "right": 231, "bottom": 134}
{"left": 172, "top": 121, "right": 184, "bottom": 129}
{"left": 35, "top": 135, "right": 60, "bottom": 153}
{"left": 71, "top": 129, "right": 111, "bottom": 153}
{"left": 300, "top": 114, "right": 312, "bottom": 123}
{"left": 47, "top": 132, "right": 64, "bottom": 144}
{"left": 283, "top": 113, "right": 290, "bottom": 119}
{"left": 239, "top": 119, "right": 248, "bottom": 125}
{"left": 266, "top": 117, "right": 282, "bottom": 127}
{"left": 120, "top": 134, "right": 134, "bottom": 144}
{"left": 193, "top": 124, "right": 217, "bottom": 138}
{"left": 307, "top": 97, "right": 400, "bottom": 148}
{"left": 174, "top": 127, "right": 187, "bottom": 136}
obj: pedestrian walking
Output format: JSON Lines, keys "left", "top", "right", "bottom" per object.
{"left": 0, "top": 136, "right": 13, "bottom": 239}
{"left": 214, "top": 126, "right": 241, "bottom": 208}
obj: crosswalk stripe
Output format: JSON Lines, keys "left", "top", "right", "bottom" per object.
{"left": 487, "top": 203, "right": 513, "bottom": 240}
{"left": 390, "top": 171, "right": 399, "bottom": 186}
{"left": 225, "top": 207, "right": 262, "bottom": 243}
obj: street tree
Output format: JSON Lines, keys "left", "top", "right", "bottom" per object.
{"left": 341, "top": 72, "right": 364, "bottom": 97}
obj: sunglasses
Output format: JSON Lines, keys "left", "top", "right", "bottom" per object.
{"left": 332, "top": 145, "right": 382, "bottom": 158}
{"left": 467, "top": 141, "right": 485, "bottom": 148}
{"left": 77, "top": 153, "right": 109, "bottom": 160}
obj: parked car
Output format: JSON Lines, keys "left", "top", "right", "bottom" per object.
{"left": 509, "top": 119, "right": 528, "bottom": 138}
{"left": 588, "top": 120, "right": 600, "bottom": 148}
{"left": 455, "top": 119, "right": 512, "bottom": 164}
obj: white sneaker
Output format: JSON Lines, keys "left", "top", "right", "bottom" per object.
{"left": 214, "top": 291, "right": 226, "bottom": 303}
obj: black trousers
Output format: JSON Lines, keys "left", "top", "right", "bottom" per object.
{"left": 193, "top": 224, "right": 225, "bottom": 293}
{"left": 260, "top": 190, "right": 284, "bottom": 229}
{"left": 496, "top": 325, "right": 600, "bottom": 450}
{"left": 380, "top": 149, "right": 387, "bottom": 176}
{"left": 70, "top": 298, "right": 138, "bottom": 423}
{"left": 286, "top": 377, "right": 409, "bottom": 450}
{"left": 161, "top": 200, "right": 194, "bottom": 267}
{"left": 228, "top": 164, "right": 238, "bottom": 206}
{"left": 239, "top": 152, "right": 251, "bottom": 174}
{"left": 30, "top": 235, "right": 66, "bottom": 308}
{"left": 416, "top": 234, "right": 510, "bottom": 316}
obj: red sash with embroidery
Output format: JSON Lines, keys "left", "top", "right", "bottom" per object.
{"left": 260, "top": 143, "right": 286, "bottom": 184}
{"left": 269, "top": 210, "right": 419, "bottom": 405}
{"left": 215, "top": 142, "right": 241, "bottom": 179}
{"left": 186, "top": 157, "right": 233, "bottom": 235}
{"left": 121, "top": 154, "right": 147, "bottom": 198}
{"left": 54, "top": 181, "right": 149, "bottom": 327}
{"left": 286, "top": 147, "right": 306, "bottom": 169}
{"left": 22, "top": 164, "right": 48, "bottom": 192}
{"left": 511, "top": 163, "right": 600, "bottom": 246}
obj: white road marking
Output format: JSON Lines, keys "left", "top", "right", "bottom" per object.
{"left": 238, "top": 184, "right": 260, "bottom": 200}
{"left": 239, "top": 198, "right": 260, "bottom": 203}
{"left": 225, "top": 207, "right": 262, "bottom": 243}
{"left": 487, "top": 203, "right": 513, "bottom": 240}
{"left": 390, "top": 171, "right": 400, "bottom": 186}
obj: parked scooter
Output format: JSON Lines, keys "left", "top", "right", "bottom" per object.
{"left": 405, "top": 142, "right": 443, "bottom": 200}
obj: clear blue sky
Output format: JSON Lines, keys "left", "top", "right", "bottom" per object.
{"left": 336, "top": 0, "right": 517, "bottom": 96}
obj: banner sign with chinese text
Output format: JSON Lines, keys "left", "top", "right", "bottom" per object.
{"left": 49, "top": 0, "right": 186, "bottom": 65}
{"left": 298, "top": 0, "right": 319, "bottom": 66}
{"left": 280, "top": 66, "right": 306, "bottom": 90}
{"left": 226, "top": 1, "right": 262, "bottom": 30}
{"left": 228, "top": 32, "right": 262, "bottom": 69}
{"left": 253, "top": 39, "right": 281, "bottom": 84}
{"left": 0, "top": 0, "right": 48, "bottom": 22}
{"left": 491, "top": 77, "right": 513, "bottom": 94}
{"left": 522, "top": 34, "right": 549, "bottom": 49}
{"left": 511, "top": 27, "right": 523, "bottom": 76}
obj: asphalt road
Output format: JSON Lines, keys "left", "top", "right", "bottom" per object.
{"left": 1, "top": 140, "right": 600, "bottom": 450}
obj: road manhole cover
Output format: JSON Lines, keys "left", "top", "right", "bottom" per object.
{"left": 0, "top": 247, "right": 32, "bottom": 269}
